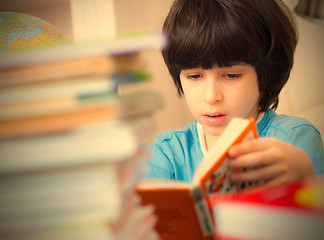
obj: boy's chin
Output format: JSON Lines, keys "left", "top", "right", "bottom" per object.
{"left": 203, "top": 124, "right": 227, "bottom": 137}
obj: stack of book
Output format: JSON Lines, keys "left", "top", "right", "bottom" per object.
{"left": 0, "top": 31, "right": 165, "bottom": 240}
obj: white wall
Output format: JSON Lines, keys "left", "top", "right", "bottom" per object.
{"left": 278, "top": 0, "right": 324, "bottom": 141}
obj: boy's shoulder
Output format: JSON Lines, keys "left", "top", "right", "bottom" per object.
{"left": 258, "top": 109, "right": 320, "bottom": 137}
{"left": 154, "top": 122, "right": 198, "bottom": 144}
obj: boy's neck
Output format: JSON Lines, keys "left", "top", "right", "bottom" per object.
{"left": 204, "top": 134, "right": 220, "bottom": 152}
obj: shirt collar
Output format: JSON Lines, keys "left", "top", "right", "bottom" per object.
{"left": 197, "top": 121, "right": 208, "bottom": 156}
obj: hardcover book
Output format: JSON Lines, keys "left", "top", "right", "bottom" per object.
{"left": 209, "top": 177, "right": 324, "bottom": 240}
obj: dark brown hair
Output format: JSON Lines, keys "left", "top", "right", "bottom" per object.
{"left": 162, "top": 0, "right": 298, "bottom": 111}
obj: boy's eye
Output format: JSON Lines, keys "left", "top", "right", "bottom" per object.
{"left": 187, "top": 74, "right": 201, "bottom": 80}
{"left": 225, "top": 73, "right": 241, "bottom": 79}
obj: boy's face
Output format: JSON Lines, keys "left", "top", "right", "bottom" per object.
{"left": 180, "top": 63, "right": 260, "bottom": 143}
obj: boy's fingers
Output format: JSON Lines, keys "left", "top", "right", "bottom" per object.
{"left": 264, "top": 175, "right": 287, "bottom": 187}
{"left": 228, "top": 151, "right": 271, "bottom": 169}
{"left": 228, "top": 137, "right": 278, "bottom": 157}
{"left": 230, "top": 164, "right": 281, "bottom": 182}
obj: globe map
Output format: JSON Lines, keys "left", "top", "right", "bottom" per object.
{"left": 0, "top": 12, "right": 69, "bottom": 53}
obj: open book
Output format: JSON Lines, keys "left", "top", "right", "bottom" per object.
{"left": 136, "top": 117, "right": 259, "bottom": 239}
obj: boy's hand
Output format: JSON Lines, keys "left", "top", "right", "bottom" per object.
{"left": 227, "top": 137, "right": 316, "bottom": 186}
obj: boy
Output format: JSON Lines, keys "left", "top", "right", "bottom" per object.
{"left": 145, "top": 0, "right": 324, "bottom": 186}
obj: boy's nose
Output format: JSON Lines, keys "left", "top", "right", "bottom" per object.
{"left": 202, "top": 82, "right": 223, "bottom": 105}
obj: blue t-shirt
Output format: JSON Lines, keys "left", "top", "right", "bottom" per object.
{"left": 145, "top": 109, "right": 324, "bottom": 182}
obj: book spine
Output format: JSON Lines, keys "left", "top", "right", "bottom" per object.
{"left": 190, "top": 186, "right": 214, "bottom": 238}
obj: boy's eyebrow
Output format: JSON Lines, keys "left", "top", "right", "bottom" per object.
{"left": 181, "top": 67, "right": 203, "bottom": 71}
{"left": 220, "top": 62, "right": 249, "bottom": 68}
{"left": 180, "top": 62, "right": 250, "bottom": 72}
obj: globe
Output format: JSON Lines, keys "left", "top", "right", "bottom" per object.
{"left": 0, "top": 12, "right": 70, "bottom": 53}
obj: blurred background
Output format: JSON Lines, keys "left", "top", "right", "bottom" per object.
{"left": 1, "top": 0, "right": 323, "bottom": 141}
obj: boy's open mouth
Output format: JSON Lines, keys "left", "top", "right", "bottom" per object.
{"left": 205, "top": 113, "right": 225, "bottom": 118}
{"left": 203, "top": 113, "right": 227, "bottom": 126}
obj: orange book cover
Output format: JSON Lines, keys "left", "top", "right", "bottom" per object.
{"left": 136, "top": 118, "right": 259, "bottom": 240}
{"left": 137, "top": 181, "right": 214, "bottom": 240}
